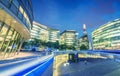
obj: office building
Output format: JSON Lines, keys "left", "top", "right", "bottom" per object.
{"left": 78, "top": 24, "right": 89, "bottom": 50}
{"left": 48, "top": 28, "right": 59, "bottom": 42}
{"left": 92, "top": 19, "right": 120, "bottom": 50}
{"left": 0, "top": 0, "right": 33, "bottom": 58}
{"left": 31, "top": 21, "right": 59, "bottom": 43}
{"left": 79, "top": 35, "right": 89, "bottom": 50}
{"left": 59, "top": 30, "right": 78, "bottom": 46}
{"left": 31, "top": 21, "right": 49, "bottom": 42}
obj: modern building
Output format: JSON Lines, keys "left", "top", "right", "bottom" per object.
{"left": 29, "top": 21, "right": 60, "bottom": 50}
{"left": 31, "top": 21, "right": 59, "bottom": 43}
{"left": 79, "top": 35, "right": 89, "bottom": 50}
{"left": 31, "top": 21, "right": 49, "bottom": 42}
{"left": 48, "top": 28, "right": 59, "bottom": 42}
{"left": 92, "top": 19, "right": 120, "bottom": 50}
{"left": 0, "top": 0, "right": 33, "bottom": 59}
{"left": 78, "top": 24, "right": 89, "bottom": 50}
{"left": 59, "top": 30, "right": 78, "bottom": 46}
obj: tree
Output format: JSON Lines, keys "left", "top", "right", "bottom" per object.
{"left": 80, "top": 44, "right": 87, "bottom": 50}
{"left": 22, "top": 41, "right": 28, "bottom": 48}
{"left": 54, "top": 41, "right": 59, "bottom": 49}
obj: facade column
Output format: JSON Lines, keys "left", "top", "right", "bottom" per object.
{"left": 8, "top": 32, "right": 19, "bottom": 57}
{"left": 16, "top": 37, "right": 24, "bottom": 55}
{"left": 3, "top": 29, "right": 15, "bottom": 58}
{"left": 0, "top": 26, "right": 11, "bottom": 53}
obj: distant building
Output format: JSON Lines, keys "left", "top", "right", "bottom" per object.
{"left": 31, "top": 21, "right": 59, "bottom": 43}
{"left": 59, "top": 30, "right": 78, "bottom": 46}
{"left": 78, "top": 24, "right": 89, "bottom": 50}
{"left": 31, "top": 21, "right": 49, "bottom": 42}
{"left": 28, "top": 21, "right": 60, "bottom": 50}
{"left": 92, "top": 19, "right": 120, "bottom": 50}
{"left": 79, "top": 35, "right": 89, "bottom": 50}
{"left": 48, "top": 28, "right": 59, "bottom": 42}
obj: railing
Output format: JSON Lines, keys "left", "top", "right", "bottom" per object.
{"left": 0, "top": 54, "right": 54, "bottom": 76}
{"left": 0, "top": 50, "right": 120, "bottom": 76}
{"left": 54, "top": 50, "right": 120, "bottom": 62}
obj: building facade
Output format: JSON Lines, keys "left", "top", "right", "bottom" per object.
{"left": 0, "top": 0, "right": 33, "bottom": 59}
{"left": 78, "top": 35, "right": 89, "bottom": 50}
{"left": 31, "top": 21, "right": 59, "bottom": 43}
{"left": 78, "top": 24, "right": 89, "bottom": 50}
{"left": 48, "top": 28, "right": 59, "bottom": 42}
{"left": 31, "top": 21, "right": 49, "bottom": 42}
{"left": 29, "top": 21, "right": 59, "bottom": 50}
{"left": 92, "top": 19, "right": 120, "bottom": 50}
{"left": 59, "top": 30, "right": 78, "bottom": 46}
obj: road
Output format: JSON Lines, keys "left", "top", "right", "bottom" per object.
{"left": 58, "top": 58, "right": 120, "bottom": 76}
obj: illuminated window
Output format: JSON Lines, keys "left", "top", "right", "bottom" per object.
{"left": 18, "top": 6, "right": 24, "bottom": 20}
{"left": 1, "top": 0, "right": 10, "bottom": 7}
{"left": 19, "top": 6, "right": 24, "bottom": 14}
{"left": 12, "top": 0, "right": 19, "bottom": 8}
{"left": 0, "top": 24, "right": 9, "bottom": 51}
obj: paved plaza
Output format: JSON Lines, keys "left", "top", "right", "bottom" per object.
{"left": 58, "top": 58, "right": 120, "bottom": 76}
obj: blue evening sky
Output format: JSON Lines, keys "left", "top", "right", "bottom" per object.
{"left": 32, "top": 0, "right": 120, "bottom": 38}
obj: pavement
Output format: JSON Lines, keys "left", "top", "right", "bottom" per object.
{"left": 58, "top": 58, "right": 120, "bottom": 76}
{"left": 0, "top": 51, "right": 48, "bottom": 64}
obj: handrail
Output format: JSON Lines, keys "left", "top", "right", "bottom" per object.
{"left": 0, "top": 50, "right": 120, "bottom": 76}
{"left": 54, "top": 50, "right": 120, "bottom": 62}
{"left": 0, "top": 54, "right": 54, "bottom": 76}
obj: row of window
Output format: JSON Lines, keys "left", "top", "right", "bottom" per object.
{"left": 93, "top": 27, "right": 120, "bottom": 37}
{"left": 93, "top": 35, "right": 120, "bottom": 44}
{"left": 20, "top": 0, "right": 33, "bottom": 22}
{"left": 92, "top": 21, "right": 120, "bottom": 36}
{"left": 111, "top": 36, "right": 120, "bottom": 41}
{"left": 102, "top": 23, "right": 120, "bottom": 32}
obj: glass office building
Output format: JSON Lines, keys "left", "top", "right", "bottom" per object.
{"left": 31, "top": 21, "right": 59, "bottom": 43}
{"left": 78, "top": 24, "right": 90, "bottom": 50}
{"left": 0, "top": 0, "right": 33, "bottom": 59}
{"left": 92, "top": 19, "right": 120, "bottom": 50}
{"left": 59, "top": 30, "right": 78, "bottom": 46}
{"left": 48, "top": 28, "right": 59, "bottom": 42}
{"left": 31, "top": 21, "right": 49, "bottom": 42}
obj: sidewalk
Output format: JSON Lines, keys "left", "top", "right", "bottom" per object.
{"left": 6, "top": 52, "right": 40, "bottom": 60}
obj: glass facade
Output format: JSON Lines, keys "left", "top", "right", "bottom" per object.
{"left": 0, "top": 0, "right": 33, "bottom": 59}
{"left": 92, "top": 19, "right": 120, "bottom": 50}
{"left": 49, "top": 29, "right": 59, "bottom": 42}
{"left": 31, "top": 21, "right": 59, "bottom": 43}
{"left": 79, "top": 35, "right": 89, "bottom": 50}
{"left": 0, "top": 0, "right": 33, "bottom": 30}
{"left": 0, "top": 22, "right": 22, "bottom": 59}
{"left": 31, "top": 21, "right": 49, "bottom": 42}
{"left": 59, "top": 30, "right": 78, "bottom": 46}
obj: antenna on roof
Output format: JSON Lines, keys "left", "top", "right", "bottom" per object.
{"left": 83, "top": 24, "right": 87, "bottom": 35}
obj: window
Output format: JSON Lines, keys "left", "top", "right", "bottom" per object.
{"left": 18, "top": 12, "right": 23, "bottom": 20}
{"left": 1, "top": 0, "right": 10, "bottom": 7}
{"left": 0, "top": 22, "right": 4, "bottom": 31}
{"left": 12, "top": 0, "right": 19, "bottom": 8}
{"left": 19, "top": 6, "right": 24, "bottom": 14}
{"left": 10, "top": 4, "right": 18, "bottom": 15}
{"left": 0, "top": 24, "right": 9, "bottom": 51}
{"left": 18, "top": 6, "right": 24, "bottom": 21}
